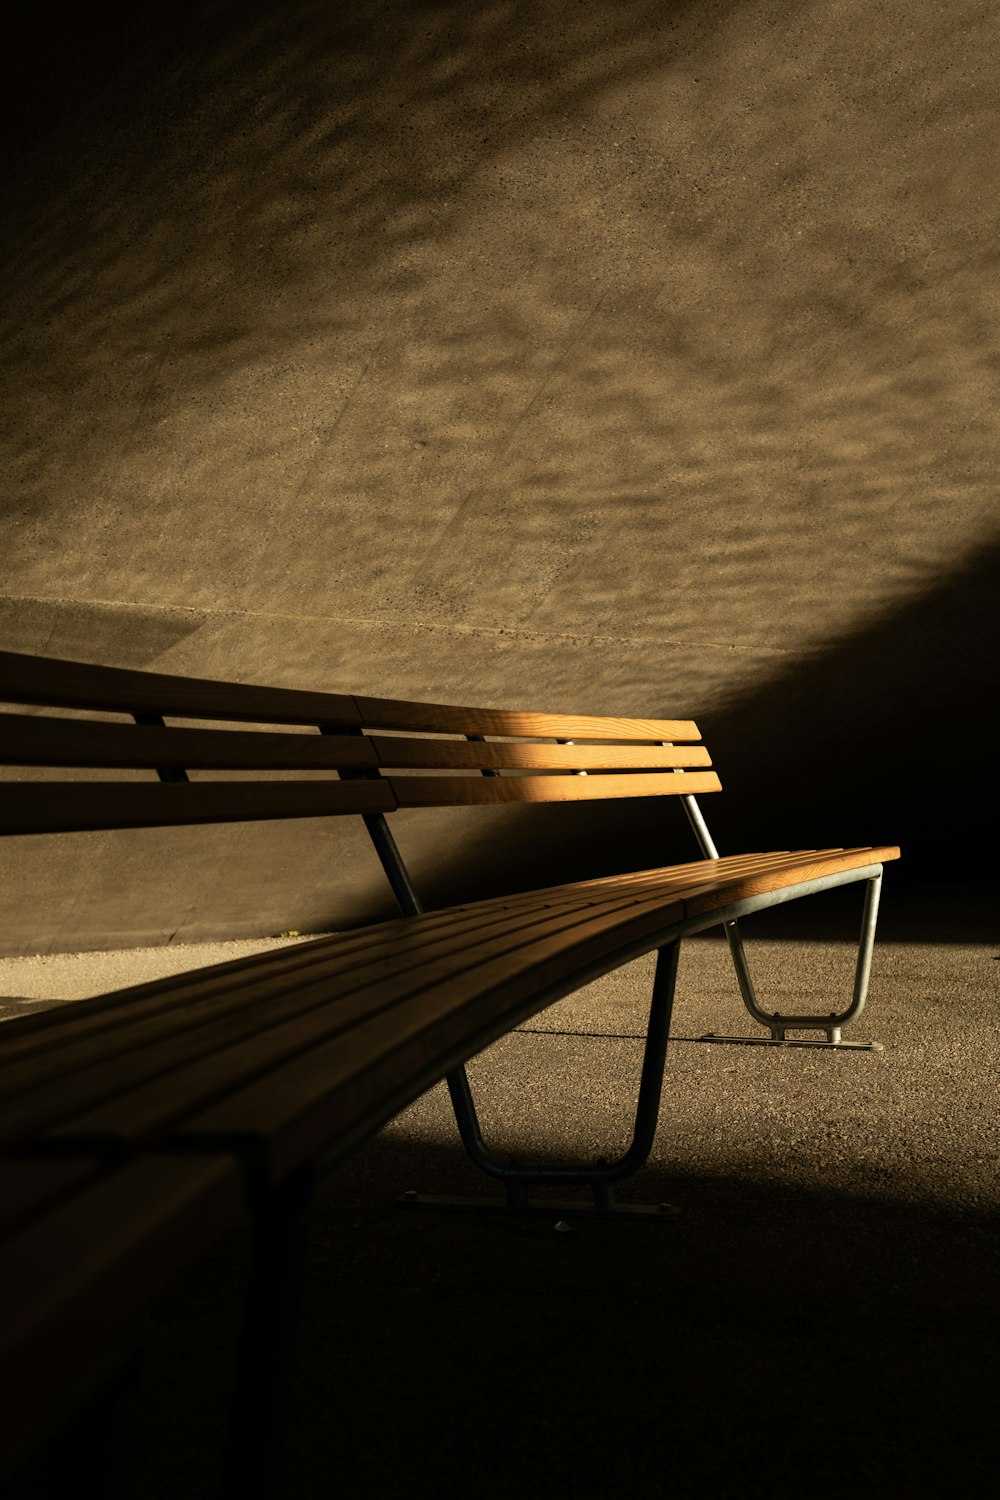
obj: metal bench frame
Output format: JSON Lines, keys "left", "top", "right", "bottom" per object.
{"left": 352, "top": 784, "right": 885, "bottom": 1220}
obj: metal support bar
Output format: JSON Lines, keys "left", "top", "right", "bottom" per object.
{"left": 403, "top": 941, "right": 682, "bottom": 1216}
{"left": 360, "top": 811, "right": 424, "bottom": 918}
{"left": 679, "top": 792, "right": 723, "bottom": 862}
{"left": 333, "top": 729, "right": 490, "bottom": 1173}
{"left": 681, "top": 795, "right": 883, "bottom": 1046}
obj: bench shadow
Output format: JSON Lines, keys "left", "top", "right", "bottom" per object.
{"left": 131, "top": 1130, "right": 999, "bottom": 1498}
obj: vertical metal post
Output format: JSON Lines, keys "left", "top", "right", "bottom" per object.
{"left": 852, "top": 874, "right": 882, "bottom": 1017}
{"left": 679, "top": 793, "right": 721, "bottom": 861}
{"left": 332, "top": 727, "right": 484, "bottom": 1149}
{"left": 681, "top": 793, "right": 883, "bottom": 1044}
{"left": 680, "top": 791, "right": 765, "bottom": 1015}
{"left": 680, "top": 791, "right": 760, "bottom": 1012}
{"left": 616, "top": 939, "right": 680, "bottom": 1172}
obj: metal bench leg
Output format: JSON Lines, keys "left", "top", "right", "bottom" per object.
{"left": 356, "top": 807, "right": 679, "bottom": 1218}
{"left": 400, "top": 941, "right": 684, "bottom": 1221}
{"left": 701, "top": 873, "right": 884, "bottom": 1051}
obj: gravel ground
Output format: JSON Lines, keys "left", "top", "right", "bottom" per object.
{"left": 3, "top": 930, "right": 997, "bottom": 1497}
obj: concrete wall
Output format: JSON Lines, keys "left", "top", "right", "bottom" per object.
{"left": 2, "top": 0, "right": 997, "bottom": 952}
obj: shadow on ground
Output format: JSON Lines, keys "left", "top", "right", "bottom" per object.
{"left": 132, "top": 1134, "right": 998, "bottom": 1498}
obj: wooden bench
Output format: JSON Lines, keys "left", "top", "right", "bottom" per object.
{"left": 0, "top": 648, "right": 900, "bottom": 1493}
{"left": 0, "top": 1153, "right": 244, "bottom": 1494}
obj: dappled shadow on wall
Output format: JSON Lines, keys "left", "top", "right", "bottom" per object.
{"left": 385, "top": 537, "right": 1000, "bottom": 941}
{"left": 2, "top": 0, "right": 725, "bottom": 417}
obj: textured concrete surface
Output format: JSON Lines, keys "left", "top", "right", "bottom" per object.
{"left": 6, "top": 930, "right": 994, "bottom": 1496}
{"left": 3, "top": 4, "right": 997, "bottom": 1488}
{"left": 0, "top": 934, "right": 320, "bottom": 1022}
{"left": 2, "top": 0, "right": 998, "bottom": 950}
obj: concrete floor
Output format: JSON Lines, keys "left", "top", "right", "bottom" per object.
{"left": 3, "top": 927, "right": 997, "bottom": 1496}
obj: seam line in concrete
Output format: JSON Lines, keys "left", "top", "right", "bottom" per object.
{"left": 0, "top": 594, "right": 796, "bottom": 655}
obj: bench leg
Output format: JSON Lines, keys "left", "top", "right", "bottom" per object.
{"left": 401, "top": 941, "right": 683, "bottom": 1221}
{"left": 701, "top": 872, "right": 884, "bottom": 1050}
{"left": 223, "top": 1165, "right": 314, "bottom": 1500}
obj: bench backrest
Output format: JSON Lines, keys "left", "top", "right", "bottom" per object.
{"left": 0, "top": 651, "right": 721, "bottom": 836}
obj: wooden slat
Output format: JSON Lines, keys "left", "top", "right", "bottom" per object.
{"left": 0, "top": 848, "right": 897, "bottom": 1167}
{"left": 172, "top": 889, "right": 696, "bottom": 1183}
{"left": 10, "top": 890, "right": 657, "bottom": 1152}
{"left": 387, "top": 770, "right": 722, "bottom": 807}
{"left": 33, "top": 847, "right": 886, "bottom": 1152}
{"left": 0, "top": 650, "right": 360, "bottom": 727}
{"left": 681, "top": 846, "right": 901, "bottom": 917}
{"left": 0, "top": 892, "right": 572, "bottom": 1060}
{"left": 0, "top": 708, "right": 712, "bottom": 785}
{"left": 41, "top": 889, "right": 690, "bottom": 1164}
{"left": 0, "top": 895, "right": 610, "bottom": 1128}
{"left": 0, "top": 1158, "right": 98, "bottom": 1237}
{"left": 0, "top": 712, "right": 378, "bottom": 771}
{"left": 168, "top": 849, "right": 903, "bottom": 1184}
{"left": 1, "top": 869, "right": 677, "bottom": 1068}
{"left": 0, "top": 891, "right": 607, "bottom": 1077}
{"left": 357, "top": 695, "right": 701, "bottom": 742}
{"left": 0, "top": 1155, "right": 243, "bottom": 1458}
{"left": 0, "top": 849, "right": 863, "bottom": 1067}
{"left": 0, "top": 778, "right": 396, "bottom": 835}
{"left": 370, "top": 736, "right": 713, "bottom": 771}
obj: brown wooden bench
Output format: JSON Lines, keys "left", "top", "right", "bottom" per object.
{"left": 0, "top": 648, "right": 900, "bottom": 1493}
{"left": 0, "top": 1153, "right": 243, "bottom": 1495}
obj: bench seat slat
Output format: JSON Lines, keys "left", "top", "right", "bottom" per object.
{"left": 11, "top": 890, "right": 677, "bottom": 1153}
{"left": 171, "top": 891, "right": 701, "bottom": 1183}
{"left": 0, "top": 850, "right": 882, "bottom": 1072}
{"left": 0, "top": 650, "right": 360, "bottom": 727}
{"left": 0, "top": 891, "right": 623, "bottom": 1116}
{"left": 0, "top": 714, "right": 378, "bottom": 771}
{"left": 0, "top": 851, "right": 833, "bottom": 1064}
{"left": 356, "top": 696, "right": 701, "bottom": 741}
{"left": 0, "top": 778, "right": 396, "bottom": 834}
{"left": 171, "top": 851, "right": 901, "bottom": 1185}
{"left": 0, "top": 1158, "right": 99, "bottom": 1237}
{"left": 681, "top": 845, "right": 900, "bottom": 917}
{"left": 0, "top": 896, "right": 575, "bottom": 1059}
{"left": 0, "top": 849, "right": 897, "bottom": 1166}
{"left": 387, "top": 770, "right": 722, "bottom": 806}
{"left": 0, "top": 1154, "right": 243, "bottom": 1456}
{"left": 84, "top": 890, "right": 697, "bottom": 1178}
{"left": 0, "top": 881, "right": 625, "bottom": 1055}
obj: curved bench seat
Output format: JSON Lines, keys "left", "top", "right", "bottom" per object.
{"left": 0, "top": 649, "right": 900, "bottom": 1491}
{"left": 0, "top": 847, "right": 895, "bottom": 1196}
